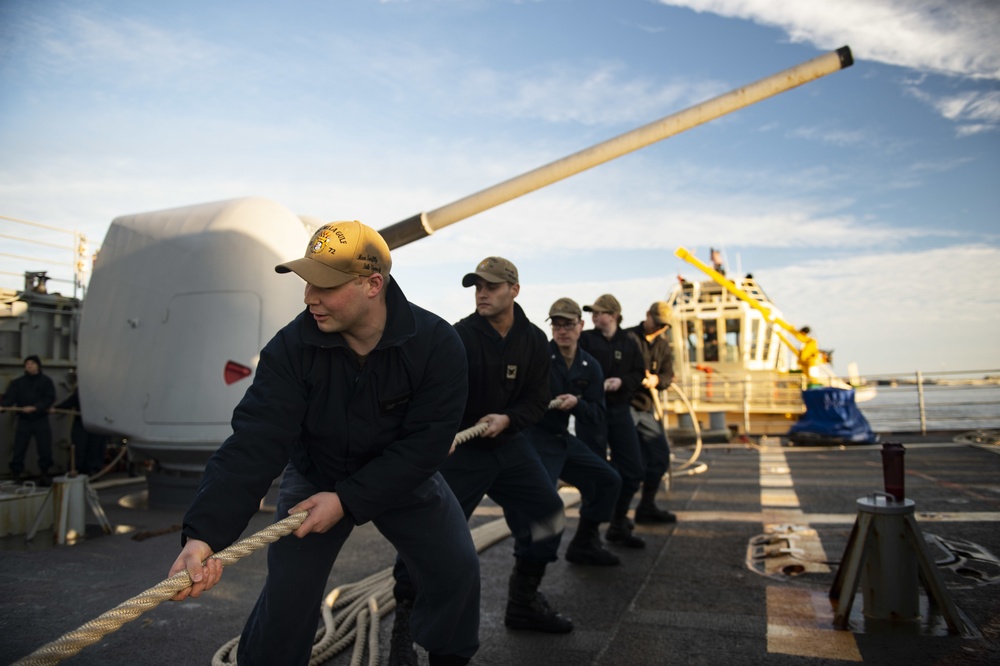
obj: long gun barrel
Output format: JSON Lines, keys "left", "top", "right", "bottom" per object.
{"left": 378, "top": 46, "right": 853, "bottom": 249}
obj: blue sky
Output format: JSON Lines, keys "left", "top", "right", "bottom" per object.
{"left": 1, "top": 0, "right": 998, "bottom": 375}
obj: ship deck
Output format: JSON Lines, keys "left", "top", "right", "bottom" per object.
{"left": 2, "top": 433, "right": 999, "bottom": 665}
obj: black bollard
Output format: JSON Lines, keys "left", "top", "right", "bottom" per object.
{"left": 881, "top": 442, "right": 905, "bottom": 502}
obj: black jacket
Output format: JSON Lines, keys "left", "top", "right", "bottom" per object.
{"left": 1, "top": 368, "right": 55, "bottom": 423}
{"left": 626, "top": 323, "right": 675, "bottom": 413}
{"left": 579, "top": 327, "right": 645, "bottom": 408}
{"left": 183, "top": 279, "right": 468, "bottom": 551}
{"left": 453, "top": 303, "right": 550, "bottom": 449}
{"left": 533, "top": 341, "right": 605, "bottom": 437}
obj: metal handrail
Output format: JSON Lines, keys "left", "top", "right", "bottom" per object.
{"left": 661, "top": 368, "right": 1000, "bottom": 436}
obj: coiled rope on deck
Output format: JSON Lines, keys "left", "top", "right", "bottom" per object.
{"left": 209, "top": 498, "right": 531, "bottom": 666}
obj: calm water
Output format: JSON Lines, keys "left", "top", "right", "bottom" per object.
{"left": 857, "top": 383, "right": 1000, "bottom": 433}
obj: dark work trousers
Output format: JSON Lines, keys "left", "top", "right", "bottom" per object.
{"left": 239, "top": 464, "right": 480, "bottom": 665}
{"left": 631, "top": 407, "right": 671, "bottom": 487}
{"left": 71, "top": 419, "right": 107, "bottom": 475}
{"left": 10, "top": 418, "right": 53, "bottom": 476}
{"left": 394, "top": 433, "right": 565, "bottom": 603}
{"left": 528, "top": 428, "right": 621, "bottom": 524}
{"left": 589, "top": 403, "right": 644, "bottom": 516}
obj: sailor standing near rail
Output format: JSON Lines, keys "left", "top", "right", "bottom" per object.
{"left": 1, "top": 354, "right": 56, "bottom": 486}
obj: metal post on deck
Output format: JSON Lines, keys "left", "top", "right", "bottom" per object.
{"left": 742, "top": 375, "right": 751, "bottom": 436}
{"left": 25, "top": 474, "right": 113, "bottom": 544}
{"left": 916, "top": 371, "right": 927, "bottom": 435}
{"left": 829, "top": 442, "right": 968, "bottom": 634}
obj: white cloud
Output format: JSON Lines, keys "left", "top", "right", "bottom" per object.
{"left": 326, "top": 30, "right": 732, "bottom": 127}
{"left": 459, "top": 243, "right": 1000, "bottom": 377}
{"left": 489, "top": 63, "right": 729, "bottom": 126}
{"left": 10, "top": 7, "right": 229, "bottom": 83}
{"left": 906, "top": 88, "right": 1000, "bottom": 135}
{"left": 955, "top": 123, "right": 995, "bottom": 137}
{"left": 759, "top": 244, "right": 1000, "bottom": 373}
{"left": 785, "top": 125, "right": 870, "bottom": 146}
{"left": 657, "top": 0, "right": 1000, "bottom": 80}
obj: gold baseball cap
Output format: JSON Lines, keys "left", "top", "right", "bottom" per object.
{"left": 548, "top": 297, "right": 582, "bottom": 321}
{"left": 648, "top": 301, "right": 672, "bottom": 326}
{"left": 462, "top": 256, "right": 519, "bottom": 287}
{"left": 276, "top": 221, "right": 391, "bottom": 288}
{"left": 583, "top": 294, "right": 621, "bottom": 314}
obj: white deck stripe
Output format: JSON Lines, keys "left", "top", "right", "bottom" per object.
{"left": 759, "top": 449, "right": 862, "bottom": 660}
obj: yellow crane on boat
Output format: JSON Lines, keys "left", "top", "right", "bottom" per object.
{"left": 674, "top": 247, "right": 830, "bottom": 385}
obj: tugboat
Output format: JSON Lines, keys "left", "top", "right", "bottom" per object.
{"left": 660, "top": 247, "right": 875, "bottom": 442}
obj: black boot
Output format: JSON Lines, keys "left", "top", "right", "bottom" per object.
{"left": 388, "top": 598, "right": 418, "bottom": 666}
{"left": 634, "top": 482, "right": 676, "bottom": 524}
{"left": 605, "top": 502, "right": 645, "bottom": 548}
{"left": 565, "top": 519, "right": 620, "bottom": 566}
{"left": 505, "top": 560, "right": 573, "bottom": 633}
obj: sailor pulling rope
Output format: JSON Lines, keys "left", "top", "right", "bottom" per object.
{"left": 10, "top": 409, "right": 566, "bottom": 666}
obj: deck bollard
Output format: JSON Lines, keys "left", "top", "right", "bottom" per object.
{"left": 831, "top": 439, "right": 967, "bottom": 634}
{"left": 858, "top": 494, "right": 919, "bottom": 622}
{"left": 52, "top": 474, "right": 88, "bottom": 544}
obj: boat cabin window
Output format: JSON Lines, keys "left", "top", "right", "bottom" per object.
{"left": 724, "top": 318, "right": 740, "bottom": 363}
{"left": 703, "top": 320, "right": 719, "bottom": 362}
{"left": 686, "top": 320, "right": 698, "bottom": 362}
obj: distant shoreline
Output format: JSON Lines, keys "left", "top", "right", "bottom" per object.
{"left": 869, "top": 377, "right": 1000, "bottom": 386}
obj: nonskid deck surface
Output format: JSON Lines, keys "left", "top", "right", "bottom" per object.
{"left": 2, "top": 435, "right": 998, "bottom": 665}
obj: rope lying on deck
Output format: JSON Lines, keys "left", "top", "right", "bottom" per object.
{"left": 9, "top": 415, "right": 546, "bottom": 666}
{"left": 10, "top": 511, "right": 309, "bottom": 666}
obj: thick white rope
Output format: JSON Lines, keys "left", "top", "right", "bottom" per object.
{"left": 11, "top": 511, "right": 309, "bottom": 666}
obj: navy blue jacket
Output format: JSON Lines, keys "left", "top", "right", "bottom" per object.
{"left": 183, "top": 279, "right": 468, "bottom": 551}
{"left": 534, "top": 341, "right": 605, "bottom": 437}
{"left": 579, "top": 327, "right": 645, "bottom": 408}
{"left": 1, "top": 369, "right": 55, "bottom": 423}
{"left": 626, "top": 323, "right": 675, "bottom": 413}
{"left": 453, "top": 303, "right": 550, "bottom": 449}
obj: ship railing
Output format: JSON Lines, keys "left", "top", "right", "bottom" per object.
{"left": 855, "top": 369, "right": 1000, "bottom": 435}
{"left": 665, "top": 371, "right": 802, "bottom": 408}
{"left": 661, "top": 371, "right": 803, "bottom": 436}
